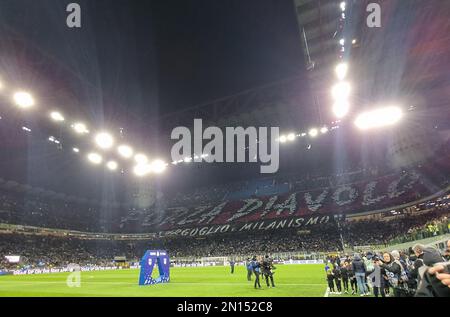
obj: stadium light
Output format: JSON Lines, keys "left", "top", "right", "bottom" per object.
{"left": 135, "top": 153, "right": 148, "bottom": 164}
{"left": 133, "top": 163, "right": 151, "bottom": 177}
{"left": 73, "top": 147, "right": 80, "bottom": 153}
{"left": 308, "top": 128, "right": 318, "bottom": 137}
{"left": 352, "top": 39, "right": 357, "bottom": 44}
{"left": 354, "top": 106, "right": 403, "bottom": 130}
{"left": 117, "top": 145, "right": 133, "bottom": 159}
{"left": 150, "top": 159, "right": 167, "bottom": 174}
{"left": 72, "top": 122, "right": 89, "bottom": 134}
{"left": 22, "top": 126, "right": 31, "bottom": 132}
{"left": 279, "top": 135, "right": 287, "bottom": 143}
{"left": 287, "top": 133, "right": 295, "bottom": 141}
{"left": 335, "top": 63, "right": 348, "bottom": 80}
{"left": 340, "top": 1, "right": 346, "bottom": 11}
{"left": 106, "top": 160, "right": 118, "bottom": 171}
{"left": 87, "top": 152, "right": 102, "bottom": 164}
{"left": 339, "top": 39, "right": 345, "bottom": 46}
{"left": 50, "top": 111, "right": 65, "bottom": 122}
{"left": 13, "top": 91, "right": 35, "bottom": 108}
{"left": 332, "top": 100, "right": 350, "bottom": 118}
{"left": 320, "top": 127, "right": 329, "bottom": 134}
{"left": 95, "top": 132, "right": 114, "bottom": 149}
{"left": 331, "top": 82, "right": 351, "bottom": 101}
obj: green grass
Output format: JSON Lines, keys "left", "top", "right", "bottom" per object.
{"left": 0, "top": 264, "right": 331, "bottom": 297}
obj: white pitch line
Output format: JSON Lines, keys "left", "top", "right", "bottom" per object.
{"left": 323, "top": 287, "right": 329, "bottom": 297}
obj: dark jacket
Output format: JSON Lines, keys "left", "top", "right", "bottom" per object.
{"left": 341, "top": 266, "right": 349, "bottom": 279}
{"left": 333, "top": 267, "right": 342, "bottom": 279}
{"left": 352, "top": 256, "right": 366, "bottom": 274}
{"left": 410, "top": 253, "right": 424, "bottom": 281}
{"left": 415, "top": 263, "right": 450, "bottom": 297}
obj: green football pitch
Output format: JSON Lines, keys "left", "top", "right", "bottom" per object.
{"left": 0, "top": 264, "right": 331, "bottom": 297}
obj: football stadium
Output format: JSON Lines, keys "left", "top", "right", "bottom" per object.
{"left": 0, "top": 0, "right": 450, "bottom": 302}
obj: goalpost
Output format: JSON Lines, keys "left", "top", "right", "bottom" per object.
{"left": 200, "top": 256, "right": 229, "bottom": 266}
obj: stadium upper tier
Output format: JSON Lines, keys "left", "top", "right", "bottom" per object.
{"left": 0, "top": 149, "right": 449, "bottom": 234}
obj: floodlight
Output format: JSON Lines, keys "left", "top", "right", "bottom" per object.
{"left": 50, "top": 111, "right": 65, "bottom": 122}
{"left": 118, "top": 145, "right": 133, "bottom": 158}
{"left": 95, "top": 132, "right": 114, "bottom": 149}
{"left": 309, "top": 128, "right": 318, "bottom": 137}
{"left": 72, "top": 122, "right": 89, "bottom": 134}
{"left": 87, "top": 153, "right": 102, "bottom": 164}
{"left": 287, "top": 133, "right": 295, "bottom": 141}
{"left": 332, "top": 100, "right": 350, "bottom": 118}
{"left": 106, "top": 161, "right": 118, "bottom": 171}
{"left": 133, "top": 163, "right": 151, "bottom": 177}
{"left": 340, "top": 1, "right": 346, "bottom": 11}
{"left": 320, "top": 127, "right": 329, "bottom": 134}
{"left": 134, "top": 153, "right": 148, "bottom": 164}
{"left": 73, "top": 148, "right": 80, "bottom": 153}
{"left": 354, "top": 106, "right": 403, "bottom": 130}
{"left": 335, "top": 63, "right": 348, "bottom": 80}
{"left": 150, "top": 159, "right": 167, "bottom": 174}
{"left": 331, "top": 82, "right": 351, "bottom": 101}
{"left": 279, "top": 135, "right": 287, "bottom": 143}
{"left": 13, "top": 91, "right": 34, "bottom": 108}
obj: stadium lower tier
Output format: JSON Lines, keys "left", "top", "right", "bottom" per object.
{"left": 1, "top": 207, "right": 448, "bottom": 269}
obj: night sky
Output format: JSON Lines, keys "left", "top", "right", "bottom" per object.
{"left": 0, "top": 0, "right": 307, "bottom": 196}
{"left": 0, "top": 0, "right": 304, "bottom": 126}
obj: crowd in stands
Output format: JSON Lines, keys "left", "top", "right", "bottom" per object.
{"left": 1, "top": 154, "right": 448, "bottom": 234}
{"left": 1, "top": 207, "right": 448, "bottom": 270}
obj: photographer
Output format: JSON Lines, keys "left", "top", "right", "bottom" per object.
{"left": 410, "top": 244, "right": 425, "bottom": 285}
{"left": 377, "top": 251, "right": 409, "bottom": 297}
{"left": 372, "top": 255, "right": 386, "bottom": 297}
{"left": 261, "top": 255, "right": 275, "bottom": 288}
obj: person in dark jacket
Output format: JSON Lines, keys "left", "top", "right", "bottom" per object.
{"left": 352, "top": 254, "right": 368, "bottom": 296}
{"left": 261, "top": 255, "right": 275, "bottom": 288}
{"left": 410, "top": 244, "right": 425, "bottom": 286}
{"left": 377, "top": 252, "right": 405, "bottom": 297}
{"left": 372, "top": 256, "right": 386, "bottom": 297}
{"left": 347, "top": 261, "right": 357, "bottom": 294}
{"left": 326, "top": 269, "right": 335, "bottom": 293}
{"left": 251, "top": 256, "right": 261, "bottom": 289}
{"left": 415, "top": 247, "right": 448, "bottom": 297}
{"left": 230, "top": 259, "right": 235, "bottom": 274}
{"left": 246, "top": 258, "right": 253, "bottom": 281}
{"left": 340, "top": 262, "right": 349, "bottom": 294}
{"left": 416, "top": 263, "right": 450, "bottom": 297}
{"left": 333, "top": 265, "right": 342, "bottom": 294}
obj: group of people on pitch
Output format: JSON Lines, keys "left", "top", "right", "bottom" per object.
{"left": 325, "top": 241, "right": 450, "bottom": 297}
{"left": 245, "top": 255, "right": 276, "bottom": 289}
